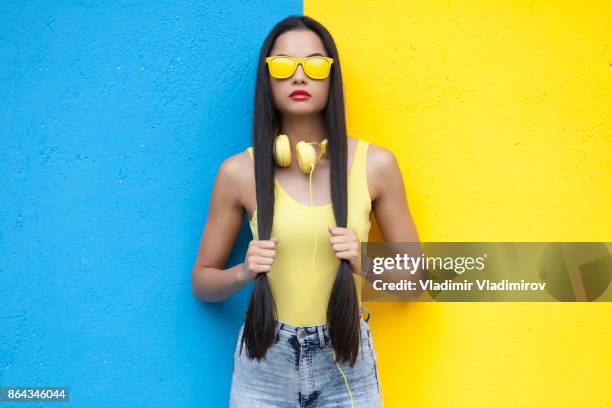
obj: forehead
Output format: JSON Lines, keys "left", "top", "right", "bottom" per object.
{"left": 270, "top": 29, "right": 328, "bottom": 57}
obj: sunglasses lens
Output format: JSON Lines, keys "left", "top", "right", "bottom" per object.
{"left": 267, "top": 56, "right": 333, "bottom": 79}
{"left": 304, "top": 56, "right": 331, "bottom": 79}
{"left": 268, "top": 57, "right": 296, "bottom": 79}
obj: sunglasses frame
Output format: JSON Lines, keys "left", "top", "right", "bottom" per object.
{"left": 265, "top": 55, "right": 334, "bottom": 80}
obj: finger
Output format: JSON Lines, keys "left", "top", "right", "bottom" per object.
{"left": 332, "top": 242, "right": 350, "bottom": 252}
{"left": 329, "top": 226, "right": 358, "bottom": 240}
{"left": 254, "top": 239, "right": 278, "bottom": 249}
{"left": 332, "top": 241, "right": 359, "bottom": 252}
{"left": 252, "top": 264, "right": 271, "bottom": 274}
{"left": 327, "top": 225, "right": 348, "bottom": 235}
{"left": 251, "top": 247, "right": 276, "bottom": 258}
{"left": 251, "top": 255, "right": 274, "bottom": 265}
{"left": 246, "top": 255, "right": 274, "bottom": 270}
{"left": 335, "top": 250, "right": 356, "bottom": 260}
{"left": 330, "top": 234, "right": 353, "bottom": 244}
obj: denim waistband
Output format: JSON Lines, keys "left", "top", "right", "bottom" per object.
{"left": 274, "top": 305, "right": 372, "bottom": 348}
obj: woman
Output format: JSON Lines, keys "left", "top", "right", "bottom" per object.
{"left": 191, "top": 15, "right": 420, "bottom": 407}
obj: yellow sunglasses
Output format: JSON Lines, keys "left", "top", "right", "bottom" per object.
{"left": 265, "top": 55, "right": 334, "bottom": 80}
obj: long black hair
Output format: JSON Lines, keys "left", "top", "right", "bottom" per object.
{"left": 240, "top": 15, "right": 361, "bottom": 367}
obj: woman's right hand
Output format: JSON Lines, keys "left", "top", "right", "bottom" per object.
{"left": 237, "top": 238, "right": 279, "bottom": 283}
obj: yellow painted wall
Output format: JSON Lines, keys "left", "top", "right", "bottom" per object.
{"left": 304, "top": 1, "right": 612, "bottom": 406}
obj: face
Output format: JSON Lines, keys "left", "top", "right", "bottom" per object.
{"left": 267, "top": 29, "right": 332, "bottom": 115}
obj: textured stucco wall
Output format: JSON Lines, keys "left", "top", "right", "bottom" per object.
{"left": 0, "top": 1, "right": 301, "bottom": 407}
{"left": 2, "top": 1, "right": 611, "bottom": 407}
{"left": 304, "top": 1, "right": 611, "bottom": 407}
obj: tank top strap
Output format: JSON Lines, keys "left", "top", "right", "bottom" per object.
{"left": 354, "top": 138, "right": 370, "bottom": 174}
{"left": 349, "top": 138, "right": 371, "bottom": 202}
{"left": 246, "top": 146, "right": 254, "bottom": 161}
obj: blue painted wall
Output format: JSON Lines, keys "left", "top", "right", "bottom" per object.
{"left": 0, "top": 2, "right": 301, "bottom": 406}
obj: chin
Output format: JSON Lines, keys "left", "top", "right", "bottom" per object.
{"left": 282, "top": 105, "right": 323, "bottom": 115}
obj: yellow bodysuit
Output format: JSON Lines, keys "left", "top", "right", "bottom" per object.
{"left": 246, "top": 138, "right": 372, "bottom": 326}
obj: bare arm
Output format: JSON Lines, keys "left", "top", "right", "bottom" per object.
{"left": 368, "top": 145, "right": 426, "bottom": 294}
{"left": 370, "top": 145, "right": 420, "bottom": 243}
{"left": 191, "top": 156, "right": 251, "bottom": 302}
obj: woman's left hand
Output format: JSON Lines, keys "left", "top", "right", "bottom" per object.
{"left": 328, "top": 225, "right": 361, "bottom": 275}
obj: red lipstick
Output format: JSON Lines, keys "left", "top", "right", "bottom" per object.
{"left": 289, "top": 89, "right": 312, "bottom": 100}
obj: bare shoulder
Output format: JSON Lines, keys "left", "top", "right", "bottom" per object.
{"left": 215, "top": 148, "right": 254, "bottom": 205}
{"left": 364, "top": 141, "right": 401, "bottom": 201}
{"left": 366, "top": 141, "right": 397, "bottom": 169}
{"left": 219, "top": 148, "right": 252, "bottom": 178}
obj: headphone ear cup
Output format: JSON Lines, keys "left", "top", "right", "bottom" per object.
{"left": 296, "top": 141, "right": 317, "bottom": 174}
{"left": 273, "top": 134, "right": 292, "bottom": 167}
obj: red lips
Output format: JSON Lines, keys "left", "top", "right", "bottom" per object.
{"left": 289, "top": 89, "right": 311, "bottom": 97}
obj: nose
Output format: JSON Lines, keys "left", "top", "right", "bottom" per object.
{"left": 292, "top": 62, "right": 307, "bottom": 82}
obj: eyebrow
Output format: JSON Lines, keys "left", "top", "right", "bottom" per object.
{"left": 276, "top": 53, "right": 325, "bottom": 57}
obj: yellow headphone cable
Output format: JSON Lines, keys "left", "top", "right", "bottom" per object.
{"left": 304, "top": 142, "right": 354, "bottom": 408}
{"left": 273, "top": 136, "right": 354, "bottom": 406}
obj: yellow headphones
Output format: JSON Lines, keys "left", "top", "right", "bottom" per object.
{"left": 273, "top": 134, "right": 328, "bottom": 174}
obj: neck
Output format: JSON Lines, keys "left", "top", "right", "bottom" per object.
{"left": 279, "top": 113, "right": 327, "bottom": 145}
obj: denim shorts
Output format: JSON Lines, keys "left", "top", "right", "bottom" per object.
{"left": 229, "top": 305, "right": 383, "bottom": 407}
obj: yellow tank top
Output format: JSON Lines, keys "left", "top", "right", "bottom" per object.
{"left": 246, "top": 138, "right": 372, "bottom": 326}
